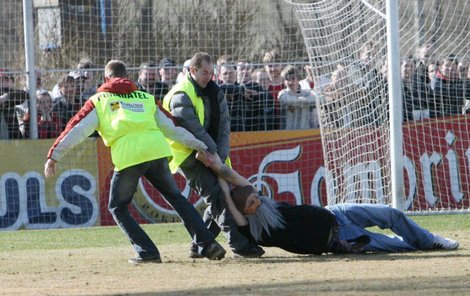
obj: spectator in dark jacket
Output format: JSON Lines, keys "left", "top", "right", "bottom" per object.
{"left": 0, "top": 69, "right": 29, "bottom": 139}
{"left": 432, "top": 55, "right": 468, "bottom": 117}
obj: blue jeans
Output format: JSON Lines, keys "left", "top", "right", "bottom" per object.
{"left": 326, "top": 204, "right": 435, "bottom": 252}
{"left": 108, "top": 158, "right": 215, "bottom": 259}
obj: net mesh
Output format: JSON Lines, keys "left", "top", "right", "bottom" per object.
{"left": 288, "top": 0, "right": 470, "bottom": 212}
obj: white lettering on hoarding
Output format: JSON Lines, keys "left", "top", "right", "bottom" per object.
{"left": 0, "top": 170, "right": 98, "bottom": 230}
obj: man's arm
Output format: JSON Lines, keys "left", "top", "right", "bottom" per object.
{"left": 169, "top": 92, "right": 217, "bottom": 153}
{"left": 155, "top": 106, "right": 207, "bottom": 151}
{"left": 196, "top": 151, "right": 251, "bottom": 187}
{"left": 218, "top": 177, "right": 248, "bottom": 226}
{"left": 45, "top": 100, "right": 98, "bottom": 177}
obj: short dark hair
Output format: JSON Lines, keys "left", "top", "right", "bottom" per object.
{"left": 58, "top": 74, "right": 75, "bottom": 87}
{"left": 159, "top": 58, "right": 176, "bottom": 68}
{"left": 445, "top": 54, "right": 459, "bottom": 64}
{"left": 231, "top": 185, "right": 256, "bottom": 213}
{"left": 105, "top": 60, "right": 127, "bottom": 78}
{"left": 77, "top": 58, "right": 95, "bottom": 69}
{"left": 190, "top": 52, "right": 212, "bottom": 69}
{"left": 281, "top": 65, "right": 300, "bottom": 80}
{"left": 217, "top": 54, "right": 232, "bottom": 66}
{"left": 139, "top": 61, "right": 157, "bottom": 69}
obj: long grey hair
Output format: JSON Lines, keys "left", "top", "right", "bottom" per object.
{"left": 246, "top": 196, "right": 286, "bottom": 241}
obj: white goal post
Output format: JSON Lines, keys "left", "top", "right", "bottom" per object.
{"left": 287, "top": 0, "right": 470, "bottom": 213}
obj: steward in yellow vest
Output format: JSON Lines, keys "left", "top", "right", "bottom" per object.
{"left": 163, "top": 73, "right": 231, "bottom": 172}
{"left": 45, "top": 59, "right": 226, "bottom": 263}
{"left": 162, "top": 52, "right": 264, "bottom": 258}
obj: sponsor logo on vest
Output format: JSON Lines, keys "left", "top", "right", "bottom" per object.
{"left": 110, "top": 101, "right": 120, "bottom": 111}
{"left": 120, "top": 101, "right": 144, "bottom": 112}
{"left": 108, "top": 96, "right": 146, "bottom": 112}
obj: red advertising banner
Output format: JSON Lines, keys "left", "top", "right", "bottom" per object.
{"left": 402, "top": 115, "right": 470, "bottom": 210}
{"left": 97, "top": 129, "right": 327, "bottom": 225}
{"left": 95, "top": 116, "right": 470, "bottom": 225}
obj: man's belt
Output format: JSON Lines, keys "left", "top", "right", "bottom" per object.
{"left": 328, "top": 226, "right": 370, "bottom": 254}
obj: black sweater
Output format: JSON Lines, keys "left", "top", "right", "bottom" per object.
{"left": 239, "top": 203, "right": 337, "bottom": 255}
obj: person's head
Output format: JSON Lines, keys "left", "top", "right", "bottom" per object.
{"left": 138, "top": 61, "right": 159, "bottom": 91}
{"left": 457, "top": 59, "right": 469, "bottom": 79}
{"left": 0, "top": 69, "right": 14, "bottom": 89}
{"left": 215, "top": 54, "right": 233, "bottom": 81}
{"left": 236, "top": 60, "right": 252, "bottom": 84}
{"left": 36, "top": 91, "right": 53, "bottom": 114}
{"left": 401, "top": 56, "right": 416, "bottom": 83}
{"left": 189, "top": 52, "right": 214, "bottom": 88}
{"left": 232, "top": 185, "right": 261, "bottom": 215}
{"left": 281, "top": 65, "right": 301, "bottom": 91}
{"left": 105, "top": 59, "right": 128, "bottom": 79}
{"left": 176, "top": 59, "right": 191, "bottom": 83}
{"left": 417, "top": 43, "right": 437, "bottom": 65}
{"left": 263, "top": 50, "right": 283, "bottom": 83}
{"left": 68, "top": 70, "right": 87, "bottom": 93}
{"left": 359, "top": 42, "right": 376, "bottom": 66}
{"left": 428, "top": 62, "right": 439, "bottom": 81}
{"left": 77, "top": 58, "right": 95, "bottom": 81}
{"left": 440, "top": 54, "right": 459, "bottom": 80}
{"left": 158, "top": 58, "right": 178, "bottom": 84}
{"left": 182, "top": 59, "right": 191, "bottom": 74}
{"left": 330, "top": 64, "right": 348, "bottom": 89}
{"left": 252, "top": 68, "right": 270, "bottom": 91}
{"left": 231, "top": 185, "right": 285, "bottom": 241}
{"left": 217, "top": 54, "right": 232, "bottom": 66}
{"left": 58, "top": 74, "right": 77, "bottom": 100}
{"left": 219, "top": 64, "right": 237, "bottom": 84}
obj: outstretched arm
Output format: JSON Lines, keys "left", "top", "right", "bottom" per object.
{"left": 197, "top": 151, "right": 251, "bottom": 226}
{"left": 218, "top": 177, "right": 248, "bottom": 226}
{"left": 196, "top": 151, "right": 251, "bottom": 187}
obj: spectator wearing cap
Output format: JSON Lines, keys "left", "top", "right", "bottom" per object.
{"left": 68, "top": 70, "right": 88, "bottom": 104}
{"left": 0, "top": 69, "right": 29, "bottom": 139}
{"left": 76, "top": 58, "right": 97, "bottom": 102}
{"left": 136, "top": 61, "right": 169, "bottom": 101}
{"left": 51, "top": 58, "right": 96, "bottom": 103}
{"left": 159, "top": 58, "right": 178, "bottom": 88}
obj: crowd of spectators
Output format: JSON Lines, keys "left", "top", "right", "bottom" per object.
{"left": 1, "top": 46, "right": 469, "bottom": 140}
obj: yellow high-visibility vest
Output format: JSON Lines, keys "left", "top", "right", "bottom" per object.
{"left": 91, "top": 91, "right": 171, "bottom": 171}
{"left": 162, "top": 76, "right": 205, "bottom": 173}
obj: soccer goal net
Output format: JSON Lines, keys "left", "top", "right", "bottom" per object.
{"left": 287, "top": 0, "right": 470, "bottom": 213}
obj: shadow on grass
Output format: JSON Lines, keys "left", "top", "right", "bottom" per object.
{"left": 216, "top": 249, "right": 469, "bottom": 265}
{"left": 89, "top": 274, "right": 470, "bottom": 296}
